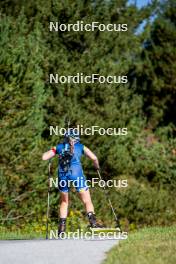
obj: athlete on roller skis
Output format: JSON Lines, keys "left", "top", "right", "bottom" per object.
{"left": 42, "top": 128, "right": 103, "bottom": 236}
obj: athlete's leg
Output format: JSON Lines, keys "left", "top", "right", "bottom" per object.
{"left": 79, "top": 189, "right": 104, "bottom": 228}
{"left": 59, "top": 192, "right": 69, "bottom": 218}
{"left": 78, "top": 189, "right": 94, "bottom": 213}
{"left": 73, "top": 167, "right": 103, "bottom": 227}
{"left": 58, "top": 192, "right": 69, "bottom": 235}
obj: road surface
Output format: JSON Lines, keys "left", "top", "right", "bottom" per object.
{"left": 0, "top": 239, "right": 119, "bottom": 264}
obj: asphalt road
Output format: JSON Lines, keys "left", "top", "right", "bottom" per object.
{"left": 0, "top": 239, "right": 119, "bottom": 264}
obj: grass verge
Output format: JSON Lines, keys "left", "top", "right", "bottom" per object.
{"left": 104, "top": 226, "right": 176, "bottom": 264}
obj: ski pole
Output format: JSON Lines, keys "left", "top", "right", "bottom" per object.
{"left": 46, "top": 159, "right": 52, "bottom": 239}
{"left": 97, "top": 169, "right": 120, "bottom": 229}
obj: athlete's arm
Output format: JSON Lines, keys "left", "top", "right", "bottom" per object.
{"left": 42, "top": 147, "right": 56, "bottom": 160}
{"left": 84, "top": 146, "right": 100, "bottom": 170}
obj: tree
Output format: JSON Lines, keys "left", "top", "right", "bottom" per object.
{"left": 133, "top": 0, "right": 176, "bottom": 128}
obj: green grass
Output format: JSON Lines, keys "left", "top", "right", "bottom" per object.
{"left": 0, "top": 231, "right": 44, "bottom": 240}
{"left": 0, "top": 225, "right": 46, "bottom": 240}
{"left": 0, "top": 229, "right": 45, "bottom": 240}
{"left": 104, "top": 226, "right": 176, "bottom": 264}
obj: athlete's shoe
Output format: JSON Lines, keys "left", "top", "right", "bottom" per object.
{"left": 58, "top": 218, "right": 66, "bottom": 238}
{"left": 87, "top": 212, "right": 105, "bottom": 228}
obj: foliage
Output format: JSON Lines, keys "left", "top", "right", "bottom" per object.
{"left": 0, "top": 0, "right": 175, "bottom": 231}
